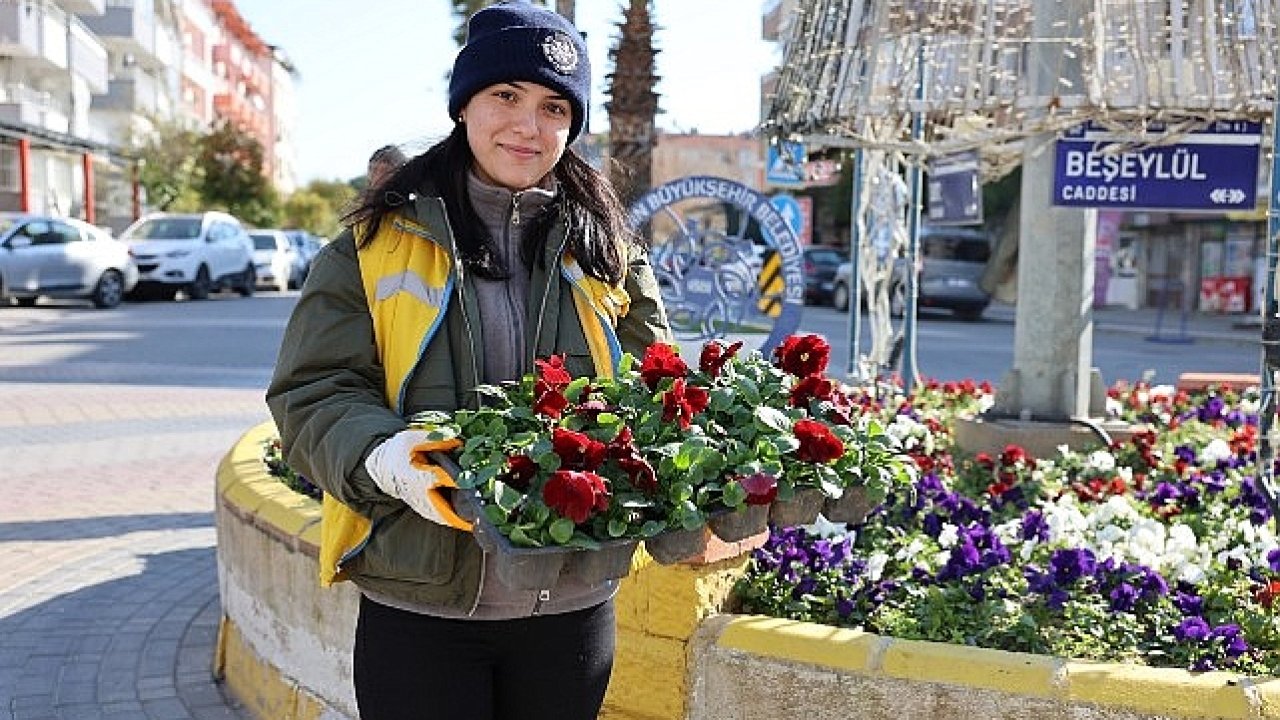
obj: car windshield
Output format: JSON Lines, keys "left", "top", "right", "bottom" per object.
{"left": 250, "top": 234, "right": 278, "bottom": 250}
{"left": 124, "top": 217, "right": 203, "bottom": 240}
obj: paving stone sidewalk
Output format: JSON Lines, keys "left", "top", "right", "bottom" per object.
{"left": 0, "top": 383, "right": 271, "bottom": 720}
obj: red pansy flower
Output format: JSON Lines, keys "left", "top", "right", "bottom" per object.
{"left": 794, "top": 418, "right": 845, "bottom": 463}
{"left": 740, "top": 472, "right": 779, "bottom": 505}
{"left": 662, "top": 378, "right": 710, "bottom": 429}
{"left": 640, "top": 343, "right": 689, "bottom": 389}
{"left": 533, "top": 355, "right": 574, "bottom": 418}
{"left": 790, "top": 374, "right": 838, "bottom": 407}
{"left": 699, "top": 340, "right": 743, "bottom": 377}
{"left": 773, "top": 333, "right": 830, "bottom": 378}
{"left": 504, "top": 454, "right": 538, "bottom": 491}
{"left": 543, "top": 469, "right": 610, "bottom": 524}
{"left": 551, "top": 427, "right": 607, "bottom": 471}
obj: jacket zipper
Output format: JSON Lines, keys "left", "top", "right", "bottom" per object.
{"left": 435, "top": 198, "right": 486, "bottom": 618}
{"left": 511, "top": 191, "right": 523, "bottom": 225}
{"left": 531, "top": 223, "right": 567, "bottom": 358}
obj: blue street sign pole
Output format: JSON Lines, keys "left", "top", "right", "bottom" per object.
{"left": 1259, "top": 98, "right": 1280, "bottom": 527}
{"left": 847, "top": 148, "right": 864, "bottom": 378}
{"left": 901, "top": 43, "right": 926, "bottom": 393}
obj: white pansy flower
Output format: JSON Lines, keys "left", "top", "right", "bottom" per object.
{"left": 865, "top": 552, "right": 889, "bottom": 582}
{"left": 896, "top": 537, "right": 926, "bottom": 563}
{"left": 977, "top": 394, "right": 995, "bottom": 413}
{"left": 1199, "top": 439, "right": 1233, "bottom": 465}
{"left": 1086, "top": 450, "right": 1117, "bottom": 473}
{"left": 1240, "top": 396, "right": 1259, "bottom": 414}
{"left": 1095, "top": 524, "right": 1126, "bottom": 545}
{"left": 1149, "top": 384, "right": 1176, "bottom": 401}
{"left": 1105, "top": 396, "right": 1123, "bottom": 417}
{"left": 805, "top": 515, "right": 849, "bottom": 539}
{"left": 938, "top": 523, "right": 959, "bottom": 549}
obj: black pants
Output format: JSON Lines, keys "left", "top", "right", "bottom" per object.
{"left": 353, "top": 595, "right": 615, "bottom": 720}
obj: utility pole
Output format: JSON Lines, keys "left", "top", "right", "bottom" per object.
{"left": 990, "top": 0, "right": 1098, "bottom": 422}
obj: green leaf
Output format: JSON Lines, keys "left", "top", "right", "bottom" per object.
{"left": 721, "top": 480, "right": 747, "bottom": 507}
{"left": 549, "top": 517, "right": 575, "bottom": 544}
{"left": 608, "top": 518, "right": 628, "bottom": 538}
{"left": 755, "top": 405, "right": 792, "bottom": 433}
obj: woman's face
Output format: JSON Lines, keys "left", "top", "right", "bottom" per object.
{"left": 462, "top": 81, "right": 573, "bottom": 191}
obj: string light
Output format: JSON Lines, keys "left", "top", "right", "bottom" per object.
{"left": 764, "top": 0, "right": 1278, "bottom": 182}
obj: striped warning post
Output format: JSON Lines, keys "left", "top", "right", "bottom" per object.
{"left": 756, "top": 249, "right": 784, "bottom": 317}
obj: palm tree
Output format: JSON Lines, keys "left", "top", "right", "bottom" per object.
{"left": 605, "top": 0, "right": 660, "bottom": 208}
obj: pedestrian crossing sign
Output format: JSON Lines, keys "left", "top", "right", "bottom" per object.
{"left": 766, "top": 140, "right": 806, "bottom": 188}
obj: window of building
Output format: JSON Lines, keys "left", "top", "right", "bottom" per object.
{"left": 0, "top": 145, "right": 20, "bottom": 193}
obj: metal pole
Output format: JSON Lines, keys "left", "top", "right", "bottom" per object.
{"left": 1258, "top": 95, "right": 1280, "bottom": 526}
{"left": 901, "top": 43, "right": 926, "bottom": 393}
{"left": 846, "top": 147, "right": 864, "bottom": 378}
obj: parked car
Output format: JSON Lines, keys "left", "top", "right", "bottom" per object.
{"left": 283, "top": 229, "right": 321, "bottom": 283}
{"left": 0, "top": 213, "right": 139, "bottom": 309}
{"left": 832, "top": 226, "right": 992, "bottom": 320}
{"left": 802, "top": 245, "right": 849, "bottom": 305}
{"left": 120, "top": 211, "right": 256, "bottom": 300}
{"left": 248, "top": 229, "right": 301, "bottom": 292}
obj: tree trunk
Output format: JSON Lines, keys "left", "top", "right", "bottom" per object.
{"left": 605, "top": 0, "right": 659, "bottom": 209}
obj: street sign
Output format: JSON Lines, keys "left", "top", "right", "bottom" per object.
{"left": 1053, "top": 120, "right": 1262, "bottom": 211}
{"left": 927, "top": 150, "right": 983, "bottom": 225}
{"left": 766, "top": 140, "right": 807, "bottom": 188}
{"left": 769, "top": 193, "right": 811, "bottom": 246}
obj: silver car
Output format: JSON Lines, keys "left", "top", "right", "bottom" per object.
{"left": 0, "top": 213, "right": 139, "bottom": 309}
{"left": 832, "top": 227, "right": 992, "bottom": 320}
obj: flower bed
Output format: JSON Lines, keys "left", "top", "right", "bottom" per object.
{"left": 736, "top": 380, "right": 1280, "bottom": 676}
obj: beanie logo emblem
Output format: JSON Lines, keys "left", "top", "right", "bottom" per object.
{"left": 541, "top": 31, "right": 579, "bottom": 75}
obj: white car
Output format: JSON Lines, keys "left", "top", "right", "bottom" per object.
{"left": 249, "top": 229, "right": 301, "bottom": 292}
{"left": 0, "top": 213, "right": 139, "bottom": 309}
{"left": 120, "top": 211, "right": 256, "bottom": 300}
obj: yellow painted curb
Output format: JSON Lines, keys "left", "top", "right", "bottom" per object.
{"left": 718, "top": 616, "right": 880, "bottom": 674}
{"left": 713, "top": 615, "right": 1273, "bottom": 719}
{"left": 219, "top": 421, "right": 321, "bottom": 543}
{"left": 219, "top": 615, "right": 326, "bottom": 720}
{"left": 879, "top": 637, "right": 1063, "bottom": 698}
{"left": 1063, "top": 663, "right": 1256, "bottom": 719}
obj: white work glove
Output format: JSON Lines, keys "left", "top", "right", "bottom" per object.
{"left": 364, "top": 430, "right": 472, "bottom": 531}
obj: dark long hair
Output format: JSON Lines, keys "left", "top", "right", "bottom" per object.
{"left": 343, "top": 125, "right": 638, "bottom": 286}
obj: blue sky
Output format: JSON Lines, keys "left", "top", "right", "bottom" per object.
{"left": 231, "top": 1, "right": 778, "bottom": 184}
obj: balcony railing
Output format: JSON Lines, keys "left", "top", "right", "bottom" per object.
{"left": 0, "top": 82, "right": 71, "bottom": 133}
{"left": 70, "top": 16, "right": 109, "bottom": 94}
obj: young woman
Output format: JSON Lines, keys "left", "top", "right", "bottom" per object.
{"left": 265, "top": 2, "right": 671, "bottom": 719}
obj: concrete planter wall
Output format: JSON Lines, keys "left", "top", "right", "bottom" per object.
{"left": 215, "top": 423, "right": 1280, "bottom": 720}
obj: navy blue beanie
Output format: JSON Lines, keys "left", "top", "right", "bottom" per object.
{"left": 448, "top": 1, "right": 591, "bottom": 143}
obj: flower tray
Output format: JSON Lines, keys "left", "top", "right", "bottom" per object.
{"left": 452, "top": 484, "right": 639, "bottom": 590}
{"left": 707, "top": 503, "right": 770, "bottom": 542}
{"left": 768, "top": 487, "right": 826, "bottom": 527}
{"left": 823, "top": 486, "right": 877, "bottom": 525}
{"left": 644, "top": 525, "right": 711, "bottom": 565}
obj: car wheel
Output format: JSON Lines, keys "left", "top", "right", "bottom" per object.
{"left": 889, "top": 282, "right": 906, "bottom": 318}
{"left": 832, "top": 282, "right": 850, "bottom": 312}
{"left": 14, "top": 296, "right": 37, "bottom": 307}
{"left": 187, "top": 266, "right": 212, "bottom": 300}
{"left": 955, "top": 307, "right": 985, "bottom": 321}
{"left": 91, "top": 270, "right": 125, "bottom": 309}
{"left": 238, "top": 265, "right": 256, "bottom": 297}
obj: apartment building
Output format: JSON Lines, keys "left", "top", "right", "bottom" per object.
{"left": 0, "top": 0, "right": 296, "bottom": 230}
